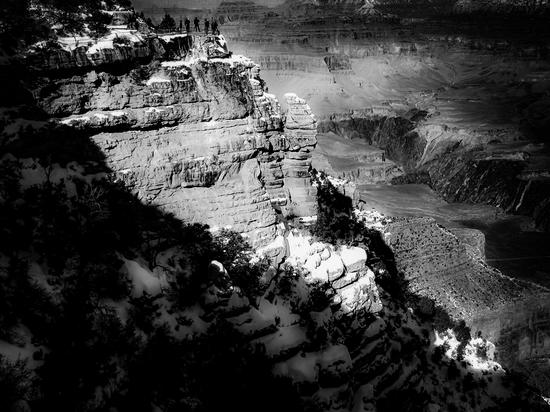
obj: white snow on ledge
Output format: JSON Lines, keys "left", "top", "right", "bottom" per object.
{"left": 298, "top": 215, "right": 318, "bottom": 224}
{"left": 146, "top": 76, "right": 171, "bottom": 86}
{"left": 123, "top": 259, "right": 161, "bottom": 298}
{"left": 159, "top": 33, "right": 191, "bottom": 42}
{"left": 434, "top": 329, "right": 503, "bottom": 372}
{"left": 161, "top": 60, "right": 189, "bottom": 68}
{"left": 86, "top": 30, "right": 146, "bottom": 55}
{"left": 209, "top": 54, "right": 254, "bottom": 68}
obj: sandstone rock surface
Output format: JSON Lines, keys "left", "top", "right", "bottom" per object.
{"left": 27, "top": 35, "right": 319, "bottom": 246}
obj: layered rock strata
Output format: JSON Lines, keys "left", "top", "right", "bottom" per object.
{"left": 24, "top": 32, "right": 318, "bottom": 246}
{"left": 316, "top": 110, "right": 550, "bottom": 231}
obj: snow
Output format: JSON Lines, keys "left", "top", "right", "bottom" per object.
{"left": 304, "top": 254, "right": 322, "bottom": 274}
{"left": 319, "top": 344, "right": 352, "bottom": 372}
{"left": 55, "top": 36, "right": 94, "bottom": 52}
{"left": 364, "top": 318, "right": 386, "bottom": 338}
{"left": 161, "top": 60, "right": 189, "bottom": 68}
{"left": 318, "top": 253, "right": 345, "bottom": 281}
{"left": 159, "top": 34, "right": 190, "bottom": 42}
{"left": 434, "top": 329, "right": 504, "bottom": 372}
{"left": 320, "top": 247, "right": 331, "bottom": 261}
{"left": 209, "top": 54, "right": 253, "bottom": 68}
{"left": 86, "top": 30, "right": 145, "bottom": 55}
{"left": 353, "top": 208, "right": 392, "bottom": 230}
{"left": 298, "top": 215, "right": 317, "bottom": 224}
{"left": 19, "top": 159, "right": 78, "bottom": 190}
{"left": 202, "top": 285, "right": 222, "bottom": 306}
{"left": 254, "top": 324, "right": 307, "bottom": 358}
{"left": 269, "top": 197, "right": 288, "bottom": 204}
{"left": 155, "top": 299, "right": 209, "bottom": 339}
{"left": 226, "top": 290, "right": 249, "bottom": 311}
{"left": 228, "top": 307, "right": 274, "bottom": 336}
{"left": 1, "top": 118, "right": 46, "bottom": 137}
{"left": 286, "top": 231, "right": 313, "bottom": 264}
{"left": 60, "top": 116, "right": 90, "bottom": 126}
{"left": 146, "top": 76, "right": 171, "bottom": 86}
{"left": 273, "top": 352, "right": 319, "bottom": 383}
{"left": 87, "top": 39, "right": 114, "bottom": 54}
{"left": 123, "top": 259, "right": 161, "bottom": 297}
{"left": 0, "top": 326, "right": 44, "bottom": 370}
{"left": 255, "top": 235, "right": 286, "bottom": 260}
{"left": 327, "top": 175, "right": 350, "bottom": 187}
{"left": 106, "top": 24, "right": 128, "bottom": 30}
{"left": 258, "top": 298, "right": 300, "bottom": 327}
{"left": 338, "top": 269, "right": 380, "bottom": 313}
{"left": 273, "top": 344, "right": 351, "bottom": 385}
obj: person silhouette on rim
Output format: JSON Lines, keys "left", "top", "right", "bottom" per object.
{"left": 211, "top": 18, "right": 219, "bottom": 35}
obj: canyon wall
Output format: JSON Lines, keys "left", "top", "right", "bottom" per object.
{"left": 319, "top": 112, "right": 550, "bottom": 231}
{"left": 208, "top": 0, "right": 550, "bottom": 231}
{"left": 21, "top": 33, "right": 318, "bottom": 246}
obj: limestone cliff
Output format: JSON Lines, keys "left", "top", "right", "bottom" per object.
{"left": 22, "top": 32, "right": 318, "bottom": 246}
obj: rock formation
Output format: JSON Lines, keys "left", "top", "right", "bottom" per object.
{"left": 2, "top": 2, "right": 550, "bottom": 411}
{"left": 378, "top": 216, "right": 541, "bottom": 322}
{"left": 213, "top": 0, "right": 550, "bottom": 231}
{"left": 22, "top": 31, "right": 318, "bottom": 246}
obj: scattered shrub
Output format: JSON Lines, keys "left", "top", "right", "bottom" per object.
{"left": 0, "top": 356, "right": 34, "bottom": 411}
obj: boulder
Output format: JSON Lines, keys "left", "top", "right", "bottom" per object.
{"left": 339, "top": 246, "right": 367, "bottom": 272}
{"left": 320, "top": 247, "right": 331, "bottom": 261}
{"left": 338, "top": 269, "right": 382, "bottom": 314}
{"left": 319, "top": 254, "right": 345, "bottom": 281}
{"left": 318, "top": 345, "right": 353, "bottom": 386}
{"left": 208, "top": 260, "right": 228, "bottom": 283}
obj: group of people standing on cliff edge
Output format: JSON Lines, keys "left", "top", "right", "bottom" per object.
{"left": 180, "top": 17, "right": 220, "bottom": 35}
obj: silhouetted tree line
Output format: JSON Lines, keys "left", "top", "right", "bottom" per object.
{"left": 0, "top": 0, "right": 132, "bottom": 47}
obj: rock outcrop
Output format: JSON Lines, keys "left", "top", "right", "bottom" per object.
{"left": 24, "top": 32, "right": 319, "bottom": 246}
{"left": 379, "top": 216, "right": 537, "bottom": 322}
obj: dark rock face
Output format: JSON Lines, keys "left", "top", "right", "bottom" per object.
{"left": 317, "top": 111, "right": 425, "bottom": 172}
{"left": 425, "top": 151, "right": 550, "bottom": 232}
{"left": 317, "top": 111, "right": 550, "bottom": 231}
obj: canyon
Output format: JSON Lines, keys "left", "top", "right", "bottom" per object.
{"left": 1, "top": 1, "right": 550, "bottom": 410}
{"left": 143, "top": 0, "right": 550, "bottom": 398}
{"left": 194, "top": 1, "right": 550, "bottom": 392}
